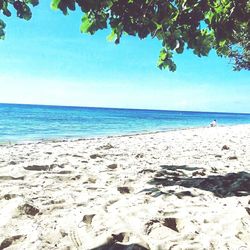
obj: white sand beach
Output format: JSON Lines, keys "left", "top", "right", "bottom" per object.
{"left": 0, "top": 125, "right": 250, "bottom": 250}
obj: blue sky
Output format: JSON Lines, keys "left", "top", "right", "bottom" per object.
{"left": 0, "top": 2, "right": 249, "bottom": 113}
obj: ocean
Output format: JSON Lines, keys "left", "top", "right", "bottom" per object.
{"left": 0, "top": 103, "right": 250, "bottom": 142}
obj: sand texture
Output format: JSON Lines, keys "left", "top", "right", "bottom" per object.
{"left": 0, "top": 125, "right": 250, "bottom": 250}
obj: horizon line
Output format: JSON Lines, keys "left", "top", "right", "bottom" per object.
{"left": 0, "top": 102, "right": 250, "bottom": 115}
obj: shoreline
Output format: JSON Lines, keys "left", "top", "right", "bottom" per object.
{"left": 1, "top": 123, "right": 250, "bottom": 146}
{"left": 0, "top": 124, "right": 250, "bottom": 249}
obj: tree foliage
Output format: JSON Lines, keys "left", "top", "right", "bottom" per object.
{"left": 228, "top": 23, "right": 250, "bottom": 71}
{"left": 0, "top": 0, "right": 249, "bottom": 71}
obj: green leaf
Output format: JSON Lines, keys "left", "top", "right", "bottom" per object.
{"left": 159, "top": 49, "right": 167, "bottom": 60}
{"left": 51, "top": 0, "right": 61, "bottom": 10}
{"left": 25, "top": 0, "right": 39, "bottom": 6}
{"left": 107, "top": 30, "right": 116, "bottom": 42}
{"left": 219, "top": 39, "right": 227, "bottom": 47}
{"left": 0, "top": 19, "right": 6, "bottom": 29}
{"left": 23, "top": 4, "right": 32, "bottom": 20}
{"left": 22, "top": 11, "right": 32, "bottom": 20}
{"left": 169, "top": 62, "right": 177, "bottom": 72}
{"left": 30, "top": 0, "right": 39, "bottom": 7}
{"left": 157, "top": 49, "right": 176, "bottom": 71}
{"left": 2, "top": 1, "right": 11, "bottom": 17}
{"left": 176, "top": 40, "right": 184, "bottom": 54}
{"left": 80, "top": 14, "right": 92, "bottom": 33}
{"left": 0, "top": 28, "right": 5, "bottom": 40}
{"left": 16, "top": 3, "right": 32, "bottom": 20}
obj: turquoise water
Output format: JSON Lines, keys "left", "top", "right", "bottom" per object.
{"left": 0, "top": 103, "right": 250, "bottom": 142}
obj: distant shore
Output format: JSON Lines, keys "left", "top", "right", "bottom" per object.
{"left": 0, "top": 124, "right": 250, "bottom": 249}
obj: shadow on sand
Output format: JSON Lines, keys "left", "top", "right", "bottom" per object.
{"left": 142, "top": 165, "right": 250, "bottom": 198}
{"left": 91, "top": 243, "right": 148, "bottom": 250}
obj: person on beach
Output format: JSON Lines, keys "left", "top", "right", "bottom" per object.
{"left": 210, "top": 119, "right": 217, "bottom": 127}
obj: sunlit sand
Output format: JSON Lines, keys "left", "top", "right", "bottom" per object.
{"left": 0, "top": 125, "right": 249, "bottom": 249}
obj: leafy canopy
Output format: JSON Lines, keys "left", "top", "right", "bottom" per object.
{"left": 228, "top": 22, "right": 250, "bottom": 71}
{"left": 0, "top": 0, "right": 249, "bottom": 71}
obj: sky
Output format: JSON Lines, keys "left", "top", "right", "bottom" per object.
{"left": 0, "top": 2, "right": 249, "bottom": 113}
